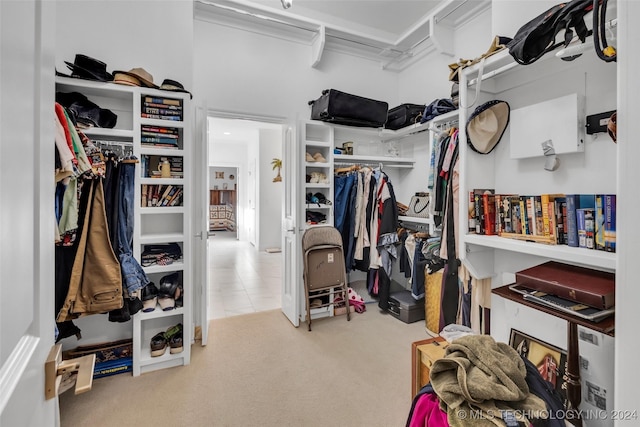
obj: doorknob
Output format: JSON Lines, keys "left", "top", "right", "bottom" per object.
{"left": 286, "top": 228, "right": 295, "bottom": 233}
{"left": 194, "top": 231, "right": 204, "bottom": 239}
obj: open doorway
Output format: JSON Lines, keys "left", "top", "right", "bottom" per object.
{"left": 208, "top": 165, "right": 238, "bottom": 239}
{"left": 207, "top": 116, "right": 284, "bottom": 319}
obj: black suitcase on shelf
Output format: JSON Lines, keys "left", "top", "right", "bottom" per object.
{"left": 308, "top": 89, "right": 388, "bottom": 128}
{"left": 385, "top": 103, "right": 425, "bottom": 130}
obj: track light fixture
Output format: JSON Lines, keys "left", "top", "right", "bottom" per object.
{"left": 281, "top": 0, "right": 292, "bottom": 9}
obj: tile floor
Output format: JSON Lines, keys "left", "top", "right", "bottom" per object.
{"left": 208, "top": 231, "right": 282, "bottom": 319}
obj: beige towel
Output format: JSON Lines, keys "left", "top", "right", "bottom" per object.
{"left": 430, "top": 335, "right": 547, "bottom": 426}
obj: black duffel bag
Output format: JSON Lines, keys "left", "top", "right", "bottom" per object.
{"left": 308, "top": 89, "right": 388, "bottom": 128}
{"left": 507, "top": 0, "right": 594, "bottom": 65}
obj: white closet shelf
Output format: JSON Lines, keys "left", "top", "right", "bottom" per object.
{"left": 140, "top": 147, "right": 184, "bottom": 156}
{"left": 304, "top": 140, "right": 332, "bottom": 148}
{"left": 305, "top": 162, "right": 331, "bottom": 168}
{"left": 334, "top": 154, "right": 414, "bottom": 168}
{"left": 141, "top": 118, "right": 185, "bottom": 129}
{"left": 55, "top": 76, "right": 134, "bottom": 98}
{"left": 136, "top": 307, "right": 184, "bottom": 321}
{"left": 141, "top": 178, "right": 184, "bottom": 185}
{"left": 83, "top": 128, "right": 134, "bottom": 141}
{"left": 140, "top": 207, "right": 184, "bottom": 214}
{"left": 139, "top": 233, "right": 185, "bottom": 244}
{"left": 143, "top": 262, "right": 185, "bottom": 274}
{"left": 463, "top": 234, "right": 616, "bottom": 271}
{"left": 305, "top": 183, "right": 330, "bottom": 189}
{"left": 138, "top": 347, "right": 187, "bottom": 370}
{"left": 398, "top": 216, "right": 433, "bottom": 225}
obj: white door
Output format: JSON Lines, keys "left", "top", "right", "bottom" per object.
{"left": 247, "top": 158, "right": 257, "bottom": 246}
{"left": 281, "top": 125, "right": 300, "bottom": 326}
{"left": 1, "top": 1, "right": 58, "bottom": 425}
{"left": 193, "top": 106, "right": 210, "bottom": 345}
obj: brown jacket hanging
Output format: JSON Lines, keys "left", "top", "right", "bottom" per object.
{"left": 57, "top": 178, "right": 123, "bottom": 321}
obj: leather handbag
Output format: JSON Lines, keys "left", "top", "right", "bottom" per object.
{"left": 406, "top": 192, "right": 430, "bottom": 218}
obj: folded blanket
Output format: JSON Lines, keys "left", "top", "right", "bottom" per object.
{"left": 430, "top": 335, "right": 547, "bottom": 426}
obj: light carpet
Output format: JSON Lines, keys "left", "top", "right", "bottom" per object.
{"left": 59, "top": 308, "right": 428, "bottom": 427}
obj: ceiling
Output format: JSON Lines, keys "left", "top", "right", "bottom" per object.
{"left": 194, "top": 0, "right": 491, "bottom": 71}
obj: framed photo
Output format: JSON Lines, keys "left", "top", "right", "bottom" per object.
{"left": 509, "top": 329, "right": 567, "bottom": 401}
{"left": 215, "top": 171, "right": 224, "bottom": 179}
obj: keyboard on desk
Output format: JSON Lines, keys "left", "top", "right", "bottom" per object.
{"left": 509, "top": 283, "right": 615, "bottom": 322}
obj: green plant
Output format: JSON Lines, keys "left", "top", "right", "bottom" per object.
{"left": 271, "top": 158, "right": 282, "bottom": 182}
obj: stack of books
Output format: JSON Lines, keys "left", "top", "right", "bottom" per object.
{"left": 141, "top": 125, "right": 181, "bottom": 149}
{"left": 141, "top": 184, "right": 184, "bottom": 207}
{"left": 469, "top": 190, "right": 616, "bottom": 252}
{"left": 141, "top": 96, "right": 183, "bottom": 121}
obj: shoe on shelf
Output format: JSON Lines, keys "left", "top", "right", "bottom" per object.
{"left": 313, "top": 152, "right": 327, "bottom": 162}
{"left": 164, "top": 323, "right": 183, "bottom": 354}
{"left": 158, "top": 272, "right": 180, "bottom": 311}
{"left": 309, "top": 172, "right": 320, "bottom": 183}
{"left": 169, "top": 330, "right": 184, "bottom": 354}
{"left": 305, "top": 152, "right": 316, "bottom": 162}
{"left": 150, "top": 332, "right": 167, "bottom": 357}
{"left": 141, "top": 282, "right": 159, "bottom": 313}
{"left": 317, "top": 172, "right": 329, "bottom": 184}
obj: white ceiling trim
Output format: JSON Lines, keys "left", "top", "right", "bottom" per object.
{"left": 194, "top": 0, "right": 491, "bottom": 71}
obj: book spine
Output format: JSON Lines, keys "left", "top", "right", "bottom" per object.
{"left": 547, "top": 199, "right": 556, "bottom": 243}
{"left": 526, "top": 196, "right": 537, "bottom": 236}
{"left": 143, "top": 102, "right": 182, "bottom": 110}
{"left": 595, "top": 195, "right": 606, "bottom": 251}
{"left": 141, "top": 184, "right": 148, "bottom": 207}
{"left": 482, "top": 193, "right": 496, "bottom": 235}
{"left": 604, "top": 195, "right": 616, "bottom": 252}
{"left": 509, "top": 196, "right": 521, "bottom": 234}
{"left": 468, "top": 191, "right": 476, "bottom": 233}
{"left": 566, "top": 194, "right": 579, "bottom": 247}
{"left": 519, "top": 196, "right": 528, "bottom": 235}
{"left": 541, "top": 194, "right": 551, "bottom": 237}
{"left": 141, "top": 126, "right": 180, "bottom": 135}
{"left": 475, "top": 193, "right": 484, "bottom": 234}
{"left": 584, "top": 208, "right": 595, "bottom": 250}
{"left": 143, "top": 107, "right": 183, "bottom": 116}
{"left": 141, "top": 113, "right": 182, "bottom": 121}
{"left": 144, "top": 96, "right": 181, "bottom": 106}
{"left": 141, "top": 137, "right": 180, "bottom": 144}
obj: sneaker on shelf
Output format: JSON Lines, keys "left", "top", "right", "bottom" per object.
{"left": 150, "top": 332, "right": 167, "bottom": 357}
{"left": 305, "top": 152, "right": 316, "bottom": 162}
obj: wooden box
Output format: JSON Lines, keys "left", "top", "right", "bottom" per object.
{"left": 411, "top": 336, "right": 447, "bottom": 397}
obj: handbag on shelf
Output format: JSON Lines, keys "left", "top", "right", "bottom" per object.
{"left": 406, "top": 192, "right": 430, "bottom": 218}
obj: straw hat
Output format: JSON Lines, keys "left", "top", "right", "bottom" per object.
{"left": 112, "top": 67, "right": 158, "bottom": 88}
{"left": 466, "top": 100, "right": 510, "bottom": 154}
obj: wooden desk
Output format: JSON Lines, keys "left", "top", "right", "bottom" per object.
{"left": 493, "top": 285, "right": 616, "bottom": 427}
{"left": 411, "top": 336, "right": 447, "bottom": 397}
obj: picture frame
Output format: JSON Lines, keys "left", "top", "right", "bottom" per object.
{"left": 509, "top": 329, "right": 568, "bottom": 402}
{"left": 215, "top": 171, "right": 224, "bottom": 179}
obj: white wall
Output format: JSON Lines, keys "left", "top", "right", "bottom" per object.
{"left": 209, "top": 166, "right": 237, "bottom": 192}
{"left": 258, "top": 129, "right": 283, "bottom": 251}
{"left": 56, "top": 1, "right": 193, "bottom": 90}
{"left": 193, "top": 17, "right": 400, "bottom": 123}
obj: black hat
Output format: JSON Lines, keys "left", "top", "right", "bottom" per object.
{"left": 64, "top": 54, "right": 113, "bottom": 82}
{"left": 159, "top": 79, "right": 192, "bottom": 99}
{"left": 466, "top": 100, "right": 510, "bottom": 154}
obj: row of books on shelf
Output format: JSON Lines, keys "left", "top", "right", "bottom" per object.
{"left": 141, "top": 96, "right": 183, "bottom": 121}
{"left": 469, "top": 189, "right": 616, "bottom": 252}
{"left": 140, "top": 124, "right": 180, "bottom": 149}
{"left": 142, "top": 184, "right": 183, "bottom": 207}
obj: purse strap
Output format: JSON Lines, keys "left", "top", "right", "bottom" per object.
{"left": 411, "top": 197, "right": 429, "bottom": 214}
